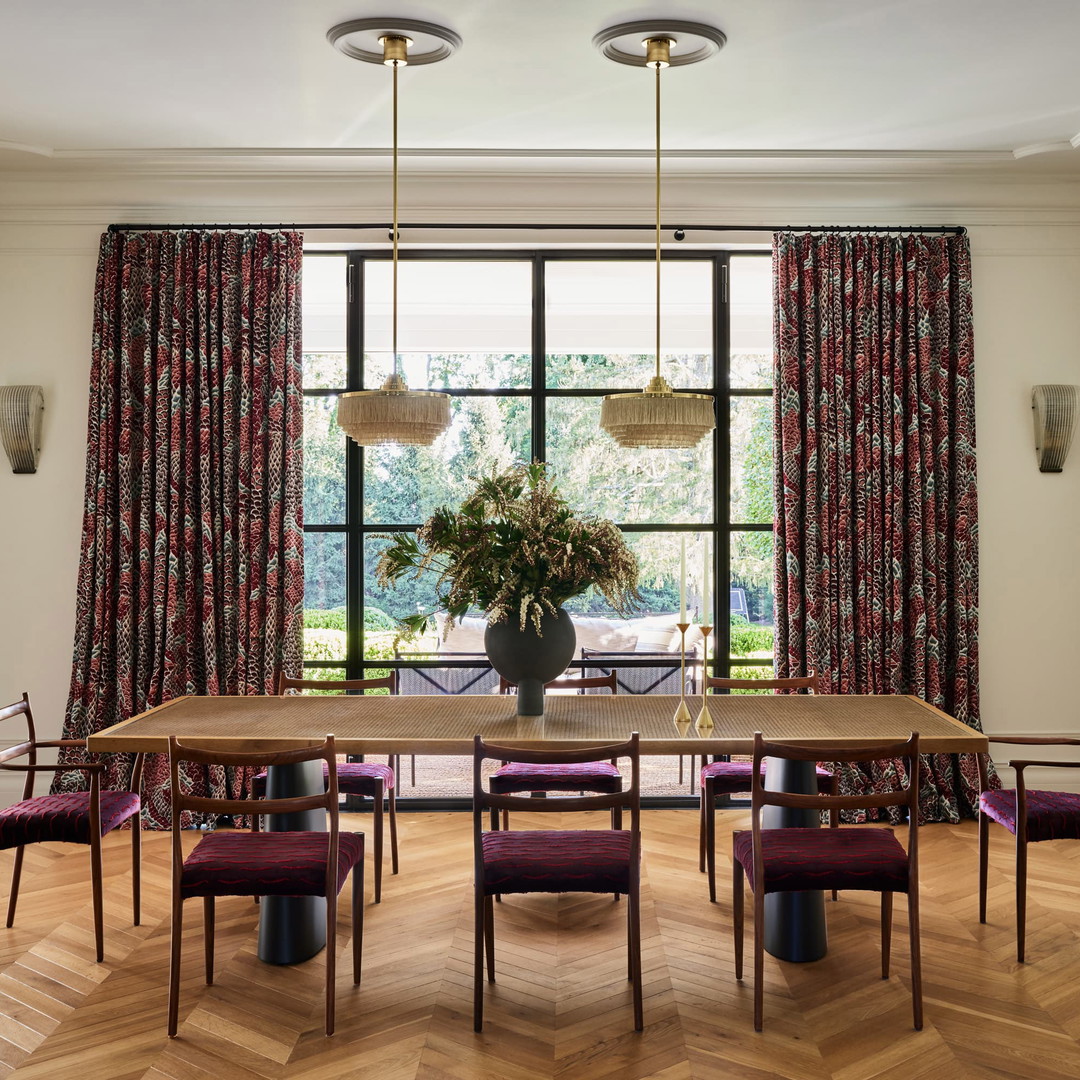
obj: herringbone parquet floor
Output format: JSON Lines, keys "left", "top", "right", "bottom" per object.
{"left": 0, "top": 810, "right": 1076, "bottom": 1080}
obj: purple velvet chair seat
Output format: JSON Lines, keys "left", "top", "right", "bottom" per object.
{"left": 732, "top": 827, "right": 910, "bottom": 894}
{"left": 0, "top": 790, "right": 141, "bottom": 848}
{"left": 979, "top": 788, "right": 1080, "bottom": 843}
{"left": 251, "top": 760, "right": 394, "bottom": 799}
{"left": 700, "top": 759, "right": 833, "bottom": 796}
{"left": 180, "top": 829, "right": 365, "bottom": 899}
{"left": 480, "top": 829, "right": 633, "bottom": 896}
{"left": 490, "top": 761, "right": 621, "bottom": 794}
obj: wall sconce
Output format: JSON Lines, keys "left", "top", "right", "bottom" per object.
{"left": 0, "top": 385, "right": 45, "bottom": 473}
{"left": 1032, "top": 384, "right": 1078, "bottom": 472}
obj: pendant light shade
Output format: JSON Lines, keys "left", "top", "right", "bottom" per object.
{"left": 336, "top": 375, "right": 451, "bottom": 447}
{"left": 595, "top": 21, "right": 725, "bottom": 450}
{"left": 328, "top": 19, "right": 461, "bottom": 448}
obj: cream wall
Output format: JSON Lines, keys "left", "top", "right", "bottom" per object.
{"left": 0, "top": 167, "right": 1078, "bottom": 798}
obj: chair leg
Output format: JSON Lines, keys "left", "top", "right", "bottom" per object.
{"left": 732, "top": 860, "right": 744, "bottom": 981}
{"left": 705, "top": 781, "right": 718, "bottom": 903}
{"left": 978, "top": 810, "right": 989, "bottom": 924}
{"left": 352, "top": 851, "right": 364, "bottom": 984}
{"left": 202, "top": 897, "right": 215, "bottom": 983}
{"left": 698, "top": 786, "right": 707, "bottom": 874}
{"left": 411, "top": 754, "right": 416, "bottom": 787}
{"left": 753, "top": 884, "right": 765, "bottom": 1032}
{"left": 484, "top": 895, "right": 495, "bottom": 983}
{"left": 373, "top": 781, "right": 384, "bottom": 903}
{"left": 880, "top": 892, "right": 892, "bottom": 978}
{"left": 6, "top": 846, "right": 24, "bottom": 928}
{"left": 388, "top": 782, "right": 399, "bottom": 876}
{"left": 1016, "top": 832, "right": 1028, "bottom": 963}
{"left": 473, "top": 889, "right": 485, "bottom": 1032}
{"left": 325, "top": 888, "right": 337, "bottom": 1036}
{"left": 829, "top": 773, "right": 839, "bottom": 902}
{"left": 908, "top": 885, "right": 923, "bottom": 1030}
{"left": 90, "top": 828, "right": 104, "bottom": 963}
{"left": 131, "top": 816, "right": 142, "bottom": 926}
{"left": 168, "top": 895, "right": 183, "bottom": 1038}
{"left": 628, "top": 885, "right": 643, "bottom": 1032}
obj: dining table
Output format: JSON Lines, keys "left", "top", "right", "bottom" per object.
{"left": 88, "top": 691, "right": 987, "bottom": 964}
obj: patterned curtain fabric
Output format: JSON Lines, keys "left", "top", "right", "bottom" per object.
{"left": 773, "top": 231, "right": 990, "bottom": 822}
{"left": 55, "top": 230, "right": 305, "bottom": 828}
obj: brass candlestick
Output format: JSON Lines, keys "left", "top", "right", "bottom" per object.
{"left": 673, "top": 622, "right": 692, "bottom": 725}
{"left": 695, "top": 625, "right": 713, "bottom": 731}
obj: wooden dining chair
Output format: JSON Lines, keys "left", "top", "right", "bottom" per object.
{"left": 250, "top": 673, "right": 398, "bottom": 902}
{"left": 472, "top": 731, "right": 642, "bottom": 1032}
{"left": 492, "top": 671, "right": 621, "bottom": 830}
{"left": 733, "top": 730, "right": 922, "bottom": 1032}
{"left": 0, "top": 692, "right": 142, "bottom": 962}
{"left": 168, "top": 734, "right": 363, "bottom": 1038}
{"left": 978, "top": 735, "right": 1080, "bottom": 961}
{"left": 699, "top": 673, "right": 838, "bottom": 901}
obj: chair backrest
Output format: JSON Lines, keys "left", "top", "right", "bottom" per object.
{"left": 169, "top": 734, "right": 342, "bottom": 897}
{"left": 473, "top": 731, "right": 640, "bottom": 840}
{"left": 278, "top": 673, "right": 397, "bottom": 695}
{"left": 498, "top": 671, "right": 618, "bottom": 695}
{"left": 748, "top": 730, "right": 920, "bottom": 884}
{"left": 706, "top": 670, "right": 818, "bottom": 694}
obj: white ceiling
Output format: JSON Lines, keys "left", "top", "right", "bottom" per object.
{"left": 2, "top": 0, "right": 1080, "bottom": 174}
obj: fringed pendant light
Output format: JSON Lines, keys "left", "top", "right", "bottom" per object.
{"left": 328, "top": 19, "right": 461, "bottom": 447}
{"left": 594, "top": 21, "right": 725, "bottom": 449}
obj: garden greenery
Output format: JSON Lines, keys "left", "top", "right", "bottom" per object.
{"left": 376, "top": 463, "right": 642, "bottom": 640}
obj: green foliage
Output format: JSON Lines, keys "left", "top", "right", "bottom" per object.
{"left": 729, "top": 615, "right": 774, "bottom": 657}
{"left": 376, "top": 463, "right": 643, "bottom": 639}
{"left": 302, "top": 629, "right": 346, "bottom": 663}
{"left": 304, "top": 607, "right": 346, "bottom": 631}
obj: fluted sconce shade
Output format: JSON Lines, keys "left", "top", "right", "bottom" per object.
{"left": 1032, "top": 383, "right": 1078, "bottom": 472}
{"left": 0, "top": 385, "right": 44, "bottom": 473}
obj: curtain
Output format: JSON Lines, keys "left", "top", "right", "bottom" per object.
{"left": 55, "top": 230, "right": 305, "bottom": 828}
{"left": 773, "top": 230, "right": 989, "bottom": 822}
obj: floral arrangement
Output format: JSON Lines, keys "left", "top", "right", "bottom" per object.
{"left": 376, "top": 462, "right": 642, "bottom": 639}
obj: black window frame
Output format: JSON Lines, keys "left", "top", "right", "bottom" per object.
{"left": 301, "top": 247, "right": 774, "bottom": 681}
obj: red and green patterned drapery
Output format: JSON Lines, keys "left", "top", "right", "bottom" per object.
{"left": 55, "top": 229, "right": 305, "bottom": 828}
{"left": 773, "top": 230, "right": 988, "bottom": 822}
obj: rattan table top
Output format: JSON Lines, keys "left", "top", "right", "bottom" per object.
{"left": 87, "top": 693, "right": 986, "bottom": 757}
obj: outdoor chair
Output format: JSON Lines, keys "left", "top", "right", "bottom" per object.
{"left": 733, "top": 730, "right": 922, "bottom": 1032}
{"left": 978, "top": 735, "right": 1080, "bottom": 961}
{"left": 0, "top": 692, "right": 142, "bottom": 962}
{"left": 472, "top": 731, "right": 642, "bottom": 1032}
{"left": 168, "top": 734, "right": 363, "bottom": 1038}
{"left": 699, "top": 673, "right": 838, "bottom": 902}
{"left": 250, "top": 673, "right": 397, "bottom": 902}
{"left": 492, "top": 672, "right": 621, "bottom": 831}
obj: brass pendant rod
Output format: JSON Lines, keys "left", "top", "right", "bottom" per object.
{"left": 392, "top": 56, "right": 400, "bottom": 376}
{"left": 654, "top": 57, "right": 661, "bottom": 383}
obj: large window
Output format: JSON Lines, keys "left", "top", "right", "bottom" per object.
{"left": 301, "top": 250, "right": 774, "bottom": 683}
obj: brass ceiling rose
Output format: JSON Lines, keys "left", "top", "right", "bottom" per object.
{"left": 592, "top": 20, "right": 726, "bottom": 67}
{"left": 596, "top": 19, "right": 723, "bottom": 450}
{"left": 330, "top": 19, "right": 458, "bottom": 448}
{"left": 326, "top": 18, "right": 461, "bottom": 66}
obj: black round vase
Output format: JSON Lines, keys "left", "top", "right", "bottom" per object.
{"left": 484, "top": 607, "right": 577, "bottom": 715}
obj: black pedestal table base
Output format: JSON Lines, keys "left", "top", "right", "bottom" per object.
{"left": 762, "top": 756, "right": 828, "bottom": 962}
{"left": 257, "top": 759, "right": 327, "bottom": 964}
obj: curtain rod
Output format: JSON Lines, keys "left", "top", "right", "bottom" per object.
{"left": 106, "top": 221, "right": 967, "bottom": 236}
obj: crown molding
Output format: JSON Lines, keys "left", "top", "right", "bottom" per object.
{"left": 4, "top": 144, "right": 1079, "bottom": 181}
